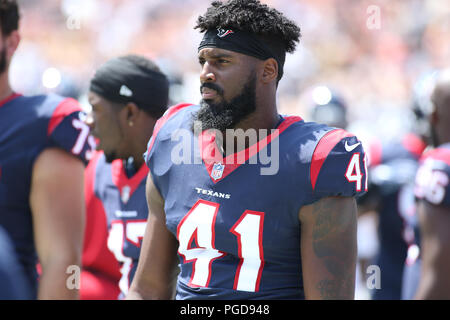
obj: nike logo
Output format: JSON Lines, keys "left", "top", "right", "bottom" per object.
{"left": 120, "top": 85, "right": 133, "bottom": 97}
{"left": 345, "top": 141, "right": 361, "bottom": 152}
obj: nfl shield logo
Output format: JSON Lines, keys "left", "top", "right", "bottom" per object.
{"left": 211, "top": 163, "right": 225, "bottom": 180}
{"left": 121, "top": 185, "right": 131, "bottom": 203}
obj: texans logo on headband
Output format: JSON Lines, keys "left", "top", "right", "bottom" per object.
{"left": 217, "top": 28, "right": 234, "bottom": 38}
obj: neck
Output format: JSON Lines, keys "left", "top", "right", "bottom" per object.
{"left": 129, "top": 118, "right": 157, "bottom": 170}
{"left": 220, "top": 94, "right": 279, "bottom": 156}
{"left": 240, "top": 88, "right": 278, "bottom": 131}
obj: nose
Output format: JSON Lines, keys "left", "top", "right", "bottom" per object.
{"left": 200, "top": 62, "right": 216, "bottom": 83}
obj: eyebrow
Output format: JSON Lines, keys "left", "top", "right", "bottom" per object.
{"left": 198, "top": 51, "right": 235, "bottom": 60}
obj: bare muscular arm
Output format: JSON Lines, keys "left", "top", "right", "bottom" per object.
{"left": 126, "top": 172, "right": 179, "bottom": 300}
{"left": 299, "top": 196, "right": 357, "bottom": 299}
{"left": 30, "top": 148, "right": 85, "bottom": 299}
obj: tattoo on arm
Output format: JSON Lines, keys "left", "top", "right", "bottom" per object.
{"left": 311, "top": 197, "right": 356, "bottom": 299}
{"left": 316, "top": 278, "right": 353, "bottom": 299}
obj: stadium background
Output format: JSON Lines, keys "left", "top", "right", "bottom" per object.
{"left": 11, "top": 0, "right": 450, "bottom": 299}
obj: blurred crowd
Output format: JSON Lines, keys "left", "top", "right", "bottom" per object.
{"left": 13, "top": 0, "right": 450, "bottom": 142}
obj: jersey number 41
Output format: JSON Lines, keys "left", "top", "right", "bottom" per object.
{"left": 177, "top": 200, "right": 264, "bottom": 292}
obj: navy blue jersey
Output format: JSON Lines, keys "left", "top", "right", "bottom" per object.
{"left": 89, "top": 152, "right": 149, "bottom": 297}
{"left": 0, "top": 93, "right": 95, "bottom": 298}
{"left": 401, "top": 143, "right": 450, "bottom": 299}
{"left": 364, "top": 134, "right": 425, "bottom": 300}
{"left": 415, "top": 143, "right": 450, "bottom": 207}
{"left": 145, "top": 104, "right": 367, "bottom": 300}
{"left": 0, "top": 226, "right": 32, "bottom": 299}
{"left": 403, "top": 144, "right": 450, "bottom": 258}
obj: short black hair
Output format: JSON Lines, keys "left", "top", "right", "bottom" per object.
{"left": 0, "top": 0, "right": 19, "bottom": 36}
{"left": 195, "top": 0, "right": 301, "bottom": 56}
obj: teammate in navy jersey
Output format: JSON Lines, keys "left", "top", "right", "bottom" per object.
{"left": 413, "top": 70, "right": 450, "bottom": 299}
{"left": 80, "top": 152, "right": 121, "bottom": 300}
{"left": 83, "top": 55, "right": 169, "bottom": 298}
{"left": 359, "top": 134, "right": 426, "bottom": 300}
{"left": 0, "top": 0, "right": 94, "bottom": 299}
{"left": 128, "top": 0, "right": 367, "bottom": 300}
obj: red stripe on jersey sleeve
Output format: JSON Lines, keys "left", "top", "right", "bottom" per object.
{"left": 310, "top": 129, "right": 354, "bottom": 191}
{"left": 402, "top": 133, "right": 427, "bottom": 159}
{"left": 146, "top": 103, "right": 193, "bottom": 155}
{"left": 422, "top": 147, "right": 450, "bottom": 166}
{"left": 47, "top": 97, "right": 82, "bottom": 136}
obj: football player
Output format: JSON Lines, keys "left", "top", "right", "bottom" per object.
{"left": 0, "top": 0, "right": 94, "bottom": 299}
{"left": 414, "top": 70, "right": 450, "bottom": 299}
{"left": 128, "top": 0, "right": 367, "bottom": 300}
{"left": 82, "top": 55, "right": 169, "bottom": 299}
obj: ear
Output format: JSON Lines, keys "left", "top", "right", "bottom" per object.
{"left": 5, "top": 31, "right": 20, "bottom": 61}
{"left": 123, "top": 102, "right": 140, "bottom": 126}
{"left": 261, "top": 58, "right": 278, "bottom": 84}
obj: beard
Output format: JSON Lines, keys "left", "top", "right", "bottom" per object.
{"left": 192, "top": 72, "right": 257, "bottom": 133}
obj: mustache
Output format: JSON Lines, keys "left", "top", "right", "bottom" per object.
{"left": 200, "top": 82, "right": 224, "bottom": 96}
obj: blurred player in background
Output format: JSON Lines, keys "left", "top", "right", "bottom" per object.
{"left": 413, "top": 70, "right": 450, "bottom": 299}
{"left": 309, "top": 86, "right": 348, "bottom": 130}
{"left": 128, "top": 0, "right": 367, "bottom": 300}
{"left": 82, "top": 55, "right": 169, "bottom": 299}
{"left": 0, "top": 0, "right": 94, "bottom": 299}
{"left": 357, "top": 74, "right": 433, "bottom": 300}
{"left": 400, "top": 71, "right": 438, "bottom": 300}
{"left": 307, "top": 86, "right": 378, "bottom": 299}
{"left": 355, "top": 72, "right": 441, "bottom": 300}
{"left": 359, "top": 130, "right": 426, "bottom": 300}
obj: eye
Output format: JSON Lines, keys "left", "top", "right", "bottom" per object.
{"left": 218, "top": 59, "right": 229, "bottom": 64}
{"left": 198, "top": 58, "right": 206, "bottom": 66}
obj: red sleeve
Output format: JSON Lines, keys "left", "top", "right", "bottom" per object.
{"left": 310, "top": 129, "right": 353, "bottom": 191}
{"left": 47, "top": 97, "right": 82, "bottom": 136}
{"left": 310, "top": 129, "right": 368, "bottom": 197}
{"left": 47, "top": 97, "right": 95, "bottom": 164}
{"left": 81, "top": 151, "right": 121, "bottom": 299}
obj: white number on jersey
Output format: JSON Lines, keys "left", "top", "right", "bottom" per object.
{"left": 415, "top": 159, "right": 449, "bottom": 205}
{"left": 71, "top": 118, "right": 90, "bottom": 155}
{"left": 177, "top": 200, "right": 265, "bottom": 292}
{"left": 345, "top": 153, "right": 364, "bottom": 191}
{"left": 107, "top": 219, "right": 147, "bottom": 295}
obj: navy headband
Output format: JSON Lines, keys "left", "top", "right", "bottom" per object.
{"left": 90, "top": 56, "right": 169, "bottom": 117}
{"left": 198, "top": 28, "right": 285, "bottom": 79}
